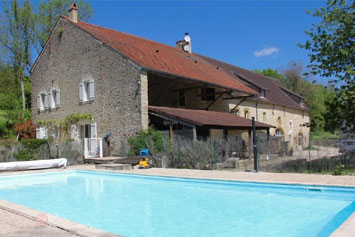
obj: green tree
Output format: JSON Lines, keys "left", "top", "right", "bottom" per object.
{"left": 35, "top": 0, "right": 93, "bottom": 50}
{"left": 0, "top": 0, "right": 35, "bottom": 117}
{"left": 254, "top": 68, "right": 286, "bottom": 85}
{"left": 300, "top": 0, "right": 355, "bottom": 132}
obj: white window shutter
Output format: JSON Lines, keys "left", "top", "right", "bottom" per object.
{"left": 36, "top": 128, "right": 40, "bottom": 139}
{"left": 56, "top": 89, "right": 60, "bottom": 107}
{"left": 79, "top": 83, "right": 83, "bottom": 102}
{"left": 43, "top": 127, "right": 48, "bottom": 138}
{"left": 91, "top": 122, "right": 97, "bottom": 138}
{"left": 89, "top": 80, "right": 94, "bottom": 100}
{"left": 37, "top": 95, "right": 41, "bottom": 111}
{"left": 48, "top": 92, "right": 52, "bottom": 109}
{"left": 44, "top": 93, "right": 48, "bottom": 110}
{"left": 71, "top": 124, "right": 78, "bottom": 140}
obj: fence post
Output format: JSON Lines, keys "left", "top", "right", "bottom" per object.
{"left": 177, "top": 136, "right": 180, "bottom": 167}
{"left": 252, "top": 117, "right": 258, "bottom": 172}
{"left": 214, "top": 139, "right": 217, "bottom": 164}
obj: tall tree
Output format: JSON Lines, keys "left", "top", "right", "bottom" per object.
{"left": 35, "top": 0, "right": 93, "bottom": 50}
{"left": 299, "top": 0, "right": 355, "bottom": 132}
{"left": 0, "top": 0, "right": 35, "bottom": 119}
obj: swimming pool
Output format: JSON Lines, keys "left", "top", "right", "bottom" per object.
{"left": 0, "top": 170, "right": 354, "bottom": 236}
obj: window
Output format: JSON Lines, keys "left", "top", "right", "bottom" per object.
{"left": 289, "top": 120, "right": 293, "bottom": 130}
{"left": 263, "top": 112, "right": 267, "bottom": 123}
{"left": 201, "top": 87, "right": 215, "bottom": 101}
{"left": 37, "top": 92, "right": 47, "bottom": 111}
{"left": 275, "top": 128, "right": 283, "bottom": 138}
{"left": 244, "top": 110, "right": 249, "bottom": 119}
{"left": 36, "top": 127, "right": 47, "bottom": 139}
{"left": 232, "top": 109, "right": 239, "bottom": 116}
{"left": 37, "top": 88, "right": 60, "bottom": 112}
{"left": 79, "top": 80, "right": 94, "bottom": 103}
{"left": 48, "top": 89, "right": 60, "bottom": 109}
{"left": 178, "top": 90, "right": 185, "bottom": 106}
{"left": 259, "top": 89, "right": 265, "bottom": 98}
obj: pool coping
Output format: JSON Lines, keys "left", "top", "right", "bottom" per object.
{"left": 0, "top": 165, "right": 355, "bottom": 236}
{"left": 0, "top": 199, "right": 121, "bottom": 237}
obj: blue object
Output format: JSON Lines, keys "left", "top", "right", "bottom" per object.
{"left": 140, "top": 148, "right": 149, "bottom": 158}
{"left": 0, "top": 170, "right": 354, "bottom": 236}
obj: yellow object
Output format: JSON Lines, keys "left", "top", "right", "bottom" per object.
{"left": 139, "top": 158, "right": 150, "bottom": 168}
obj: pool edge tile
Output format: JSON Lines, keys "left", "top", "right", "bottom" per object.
{"left": 0, "top": 199, "right": 121, "bottom": 237}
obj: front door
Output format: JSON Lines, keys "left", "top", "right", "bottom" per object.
{"left": 298, "top": 134, "right": 303, "bottom": 151}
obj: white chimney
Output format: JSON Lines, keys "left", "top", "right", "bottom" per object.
{"left": 183, "top": 33, "right": 192, "bottom": 53}
{"left": 68, "top": 3, "right": 78, "bottom": 23}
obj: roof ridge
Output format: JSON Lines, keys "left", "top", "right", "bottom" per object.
{"left": 64, "top": 16, "right": 189, "bottom": 53}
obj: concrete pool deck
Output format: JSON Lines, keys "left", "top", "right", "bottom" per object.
{"left": 0, "top": 165, "right": 354, "bottom": 236}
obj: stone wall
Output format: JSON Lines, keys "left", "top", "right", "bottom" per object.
{"left": 31, "top": 18, "right": 148, "bottom": 154}
{"left": 148, "top": 75, "right": 309, "bottom": 149}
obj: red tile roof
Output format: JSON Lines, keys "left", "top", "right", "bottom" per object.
{"left": 197, "top": 54, "right": 308, "bottom": 110}
{"left": 63, "top": 16, "right": 256, "bottom": 94}
{"left": 149, "top": 106, "right": 274, "bottom": 129}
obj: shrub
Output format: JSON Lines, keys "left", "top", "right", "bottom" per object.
{"left": 333, "top": 164, "right": 345, "bottom": 176}
{"left": 13, "top": 149, "right": 36, "bottom": 161}
{"left": 128, "top": 127, "right": 164, "bottom": 155}
{"left": 14, "top": 119, "right": 36, "bottom": 140}
{"left": 13, "top": 139, "right": 49, "bottom": 162}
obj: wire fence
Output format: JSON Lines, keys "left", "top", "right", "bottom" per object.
{"left": 120, "top": 133, "right": 353, "bottom": 174}
{"left": 1, "top": 133, "right": 353, "bottom": 175}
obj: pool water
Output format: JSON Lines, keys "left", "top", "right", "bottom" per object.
{"left": 0, "top": 170, "right": 354, "bottom": 236}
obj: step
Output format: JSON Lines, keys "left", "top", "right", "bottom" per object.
{"left": 95, "top": 163, "right": 132, "bottom": 171}
{"left": 86, "top": 157, "right": 127, "bottom": 164}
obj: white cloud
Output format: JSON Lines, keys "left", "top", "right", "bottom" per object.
{"left": 254, "top": 47, "right": 279, "bottom": 57}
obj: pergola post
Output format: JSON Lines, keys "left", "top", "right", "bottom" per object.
{"left": 248, "top": 129, "right": 252, "bottom": 161}
{"left": 267, "top": 128, "right": 270, "bottom": 161}
{"left": 169, "top": 122, "right": 174, "bottom": 143}
{"left": 192, "top": 126, "right": 197, "bottom": 141}
{"left": 252, "top": 117, "right": 258, "bottom": 172}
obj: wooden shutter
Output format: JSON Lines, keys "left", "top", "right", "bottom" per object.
{"left": 89, "top": 80, "right": 94, "bottom": 101}
{"left": 48, "top": 91, "right": 52, "bottom": 109}
{"left": 79, "top": 82, "right": 83, "bottom": 102}
{"left": 71, "top": 124, "right": 78, "bottom": 140}
{"left": 36, "top": 128, "right": 40, "bottom": 139}
{"left": 90, "top": 122, "right": 97, "bottom": 138}
{"left": 37, "top": 95, "right": 41, "bottom": 111}
{"left": 56, "top": 89, "right": 60, "bottom": 107}
{"left": 44, "top": 93, "right": 48, "bottom": 110}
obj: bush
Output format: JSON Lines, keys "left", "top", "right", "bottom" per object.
{"left": 13, "top": 139, "right": 49, "bottom": 162}
{"left": 13, "top": 149, "right": 36, "bottom": 161}
{"left": 128, "top": 127, "right": 164, "bottom": 155}
{"left": 333, "top": 164, "right": 345, "bottom": 176}
{"left": 14, "top": 119, "right": 36, "bottom": 140}
{"left": 21, "top": 138, "right": 48, "bottom": 149}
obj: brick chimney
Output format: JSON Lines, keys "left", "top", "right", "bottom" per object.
{"left": 68, "top": 3, "right": 78, "bottom": 23}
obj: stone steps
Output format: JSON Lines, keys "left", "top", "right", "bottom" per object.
{"left": 95, "top": 163, "right": 132, "bottom": 170}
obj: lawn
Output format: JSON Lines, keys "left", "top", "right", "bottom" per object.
{"left": 311, "top": 130, "right": 339, "bottom": 140}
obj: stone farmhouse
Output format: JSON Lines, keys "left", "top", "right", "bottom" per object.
{"left": 31, "top": 4, "right": 309, "bottom": 158}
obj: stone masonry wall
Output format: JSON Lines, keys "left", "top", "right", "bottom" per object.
{"left": 31, "top": 18, "right": 148, "bottom": 154}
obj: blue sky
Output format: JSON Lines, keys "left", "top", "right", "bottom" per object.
{"left": 88, "top": 0, "right": 326, "bottom": 75}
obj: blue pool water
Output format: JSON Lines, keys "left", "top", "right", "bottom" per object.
{"left": 0, "top": 170, "right": 354, "bottom": 236}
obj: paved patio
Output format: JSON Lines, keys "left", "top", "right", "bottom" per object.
{"left": 0, "top": 165, "right": 354, "bottom": 236}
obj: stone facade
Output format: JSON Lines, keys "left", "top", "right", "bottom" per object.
{"left": 148, "top": 76, "right": 309, "bottom": 149}
{"left": 31, "top": 18, "right": 148, "bottom": 154}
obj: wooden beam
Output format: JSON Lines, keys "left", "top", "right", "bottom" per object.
{"left": 223, "top": 95, "right": 255, "bottom": 100}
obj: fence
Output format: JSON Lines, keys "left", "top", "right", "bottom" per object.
{"left": 122, "top": 132, "right": 350, "bottom": 174}
{"left": 0, "top": 140, "right": 85, "bottom": 165}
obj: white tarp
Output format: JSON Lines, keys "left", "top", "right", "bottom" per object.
{"left": 0, "top": 158, "right": 67, "bottom": 171}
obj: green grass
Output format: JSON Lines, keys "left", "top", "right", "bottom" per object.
{"left": 311, "top": 130, "right": 339, "bottom": 140}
